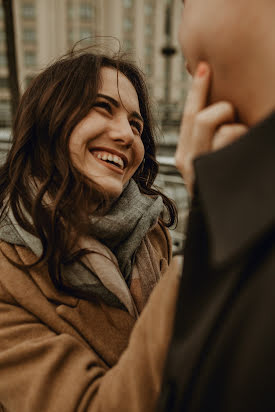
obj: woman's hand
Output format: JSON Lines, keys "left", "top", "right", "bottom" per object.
{"left": 175, "top": 62, "right": 249, "bottom": 196}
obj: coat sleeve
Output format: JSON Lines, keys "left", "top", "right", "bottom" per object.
{"left": 0, "top": 258, "right": 180, "bottom": 412}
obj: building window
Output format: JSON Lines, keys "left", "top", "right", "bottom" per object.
{"left": 22, "top": 3, "right": 35, "bottom": 19}
{"left": 68, "top": 30, "right": 75, "bottom": 42}
{"left": 145, "top": 63, "right": 153, "bottom": 76}
{"left": 23, "top": 29, "right": 36, "bottom": 43}
{"left": 24, "top": 51, "right": 36, "bottom": 67}
{"left": 80, "top": 29, "right": 92, "bottom": 40}
{"left": 147, "top": 82, "right": 153, "bottom": 94}
{"left": 0, "top": 100, "right": 11, "bottom": 128}
{"left": 0, "top": 77, "right": 8, "bottom": 88}
{"left": 145, "top": 45, "right": 153, "bottom": 57}
{"left": 144, "top": 4, "right": 153, "bottom": 16}
{"left": 79, "top": 4, "right": 93, "bottom": 20}
{"left": 68, "top": 4, "right": 74, "bottom": 19}
{"left": 181, "top": 87, "right": 188, "bottom": 102}
{"left": 123, "top": 17, "right": 133, "bottom": 32}
{"left": 145, "top": 24, "right": 153, "bottom": 36}
{"left": 124, "top": 39, "right": 133, "bottom": 50}
{"left": 123, "top": 0, "right": 133, "bottom": 8}
{"left": 0, "top": 53, "right": 7, "bottom": 67}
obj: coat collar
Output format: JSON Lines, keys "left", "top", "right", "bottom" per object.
{"left": 194, "top": 111, "right": 275, "bottom": 267}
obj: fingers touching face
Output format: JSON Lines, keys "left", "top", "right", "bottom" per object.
{"left": 175, "top": 63, "right": 248, "bottom": 195}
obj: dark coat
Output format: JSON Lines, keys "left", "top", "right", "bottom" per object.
{"left": 158, "top": 111, "right": 275, "bottom": 412}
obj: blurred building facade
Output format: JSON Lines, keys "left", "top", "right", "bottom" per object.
{"left": 0, "top": 0, "right": 190, "bottom": 128}
{"left": 0, "top": 0, "right": 189, "bottom": 252}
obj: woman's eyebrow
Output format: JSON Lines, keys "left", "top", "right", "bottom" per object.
{"left": 97, "top": 93, "right": 144, "bottom": 124}
{"left": 97, "top": 93, "right": 119, "bottom": 108}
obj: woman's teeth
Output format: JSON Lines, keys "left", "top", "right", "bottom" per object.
{"left": 92, "top": 151, "right": 124, "bottom": 169}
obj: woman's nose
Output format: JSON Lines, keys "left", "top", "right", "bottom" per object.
{"left": 109, "top": 119, "right": 134, "bottom": 147}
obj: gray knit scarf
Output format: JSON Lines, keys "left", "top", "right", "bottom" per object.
{"left": 89, "top": 179, "right": 163, "bottom": 282}
{"left": 0, "top": 179, "right": 163, "bottom": 311}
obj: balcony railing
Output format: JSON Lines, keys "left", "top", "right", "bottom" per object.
{"left": 157, "top": 102, "right": 184, "bottom": 129}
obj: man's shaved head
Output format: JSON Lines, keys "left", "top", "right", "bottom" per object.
{"left": 179, "top": 0, "right": 275, "bottom": 126}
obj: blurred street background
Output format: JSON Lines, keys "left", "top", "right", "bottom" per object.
{"left": 0, "top": 0, "right": 190, "bottom": 253}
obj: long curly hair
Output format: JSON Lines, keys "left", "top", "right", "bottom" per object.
{"left": 0, "top": 49, "right": 177, "bottom": 291}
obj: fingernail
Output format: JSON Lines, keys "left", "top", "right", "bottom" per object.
{"left": 197, "top": 62, "right": 208, "bottom": 77}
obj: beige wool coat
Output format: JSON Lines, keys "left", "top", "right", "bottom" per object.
{"left": 0, "top": 222, "right": 180, "bottom": 412}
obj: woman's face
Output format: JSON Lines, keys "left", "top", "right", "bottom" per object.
{"left": 69, "top": 67, "right": 145, "bottom": 199}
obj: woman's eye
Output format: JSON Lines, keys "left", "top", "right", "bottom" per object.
{"left": 130, "top": 120, "right": 143, "bottom": 135}
{"left": 94, "top": 101, "right": 112, "bottom": 114}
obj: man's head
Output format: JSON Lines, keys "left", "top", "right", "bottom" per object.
{"left": 179, "top": 0, "right": 275, "bottom": 126}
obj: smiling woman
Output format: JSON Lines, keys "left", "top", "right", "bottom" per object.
{"left": 0, "top": 49, "right": 179, "bottom": 411}
{"left": 69, "top": 67, "right": 145, "bottom": 199}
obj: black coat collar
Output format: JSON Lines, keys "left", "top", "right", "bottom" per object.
{"left": 194, "top": 111, "right": 275, "bottom": 267}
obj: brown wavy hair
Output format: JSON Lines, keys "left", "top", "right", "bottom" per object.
{"left": 0, "top": 50, "right": 177, "bottom": 290}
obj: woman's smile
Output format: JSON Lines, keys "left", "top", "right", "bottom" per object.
{"left": 90, "top": 149, "right": 126, "bottom": 175}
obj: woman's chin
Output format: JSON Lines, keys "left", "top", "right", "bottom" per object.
{"left": 100, "top": 182, "right": 124, "bottom": 200}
